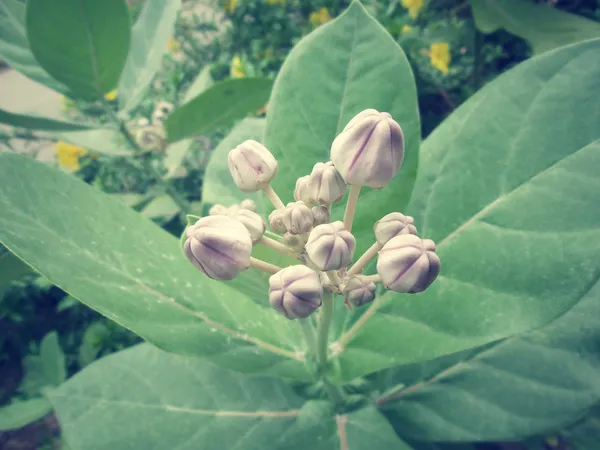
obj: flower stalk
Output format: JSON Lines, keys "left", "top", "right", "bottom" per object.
{"left": 343, "top": 185, "right": 361, "bottom": 231}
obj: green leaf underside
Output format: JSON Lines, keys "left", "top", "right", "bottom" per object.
{"left": 471, "top": 0, "right": 600, "bottom": 54}
{"left": 140, "top": 194, "right": 181, "bottom": 220}
{"left": 0, "top": 108, "right": 93, "bottom": 131}
{"left": 0, "top": 153, "right": 309, "bottom": 381}
{"left": 378, "top": 279, "right": 600, "bottom": 442}
{"left": 0, "top": 0, "right": 67, "bottom": 92}
{"left": 330, "top": 39, "right": 600, "bottom": 383}
{"left": 26, "top": 0, "right": 131, "bottom": 99}
{"left": 264, "top": 1, "right": 420, "bottom": 261}
{"left": 49, "top": 343, "right": 411, "bottom": 450}
{"left": 166, "top": 78, "right": 272, "bottom": 143}
{"left": 0, "top": 398, "right": 52, "bottom": 431}
{"left": 118, "top": 0, "right": 181, "bottom": 112}
{"left": 56, "top": 128, "right": 133, "bottom": 156}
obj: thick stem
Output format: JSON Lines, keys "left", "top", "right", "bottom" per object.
{"left": 249, "top": 257, "right": 282, "bottom": 274}
{"left": 299, "top": 318, "right": 318, "bottom": 358}
{"left": 346, "top": 242, "right": 382, "bottom": 277}
{"left": 262, "top": 184, "right": 285, "bottom": 209}
{"left": 326, "top": 270, "right": 341, "bottom": 287}
{"left": 343, "top": 185, "right": 361, "bottom": 231}
{"left": 362, "top": 274, "right": 381, "bottom": 283}
{"left": 316, "top": 290, "right": 334, "bottom": 369}
{"left": 259, "top": 236, "right": 295, "bottom": 256}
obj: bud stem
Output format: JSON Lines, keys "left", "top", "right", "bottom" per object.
{"left": 347, "top": 242, "right": 382, "bottom": 277}
{"left": 298, "top": 318, "right": 318, "bottom": 357}
{"left": 343, "top": 185, "right": 361, "bottom": 231}
{"left": 326, "top": 270, "right": 341, "bottom": 287}
{"left": 316, "top": 291, "right": 334, "bottom": 369}
{"left": 259, "top": 236, "right": 295, "bottom": 256}
{"left": 262, "top": 184, "right": 285, "bottom": 209}
{"left": 249, "top": 257, "right": 282, "bottom": 274}
{"left": 362, "top": 274, "right": 381, "bottom": 283}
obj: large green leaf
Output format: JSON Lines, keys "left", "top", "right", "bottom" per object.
{"left": 49, "top": 343, "right": 412, "bottom": 450}
{"left": 330, "top": 39, "right": 600, "bottom": 383}
{"left": 471, "top": 0, "right": 600, "bottom": 54}
{"left": 263, "top": 1, "right": 420, "bottom": 258}
{"left": 0, "top": 398, "right": 52, "bottom": 431}
{"left": 57, "top": 128, "right": 133, "bottom": 156}
{"left": 0, "top": 153, "right": 309, "bottom": 381}
{"left": 26, "top": 0, "right": 131, "bottom": 100}
{"left": 118, "top": 0, "right": 182, "bottom": 112}
{"left": 0, "top": 108, "right": 93, "bottom": 132}
{"left": 166, "top": 78, "right": 272, "bottom": 143}
{"left": 0, "top": 0, "right": 67, "bottom": 92}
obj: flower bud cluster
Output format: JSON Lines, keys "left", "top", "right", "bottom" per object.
{"left": 182, "top": 109, "right": 439, "bottom": 321}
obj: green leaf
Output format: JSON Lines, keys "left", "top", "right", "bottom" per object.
{"left": 163, "top": 139, "right": 192, "bottom": 180}
{"left": 471, "top": 0, "right": 600, "bottom": 54}
{"left": 140, "top": 194, "right": 181, "bottom": 220}
{"left": 0, "top": 243, "right": 31, "bottom": 286}
{"left": 49, "top": 343, "right": 411, "bottom": 450}
{"left": 40, "top": 331, "right": 67, "bottom": 386}
{"left": 78, "top": 321, "right": 110, "bottom": 368}
{"left": 0, "top": 0, "right": 67, "bottom": 93}
{"left": 561, "top": 406, "right": 600, "bottom": 450}
{"left": 263, "top": 1, "right": 420, "bottom": 259}
{"left": 166, "top": 78, "right": 272, "bottom": 143}
{"left": 378, "top": 279, "right": 600, "bottom": 441}
{"left": 0, "top": 107, "right": 93, "bottom": 132}
{"left": 332, "top": 39, "right": 600, "bottom": 380}
{"left": 118, "top": 0, "right": 182, "bottom": 112}
{"left": 57, "top": 128, "right": 133, "bottom": 156}
{"left": 0, "top": 153, "right": 309, "bottom": 381}
{"left": 183, "top": 65, "right": 215, "bottom": 102}
{"left": 26, "top": 0, "right": 131, "bottom": 99}
{"left": 0, "top": 398, "right": 52, "bottom": 431}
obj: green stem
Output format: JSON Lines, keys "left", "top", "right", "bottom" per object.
{"left": 316, "top": 290, "right": 334, "bottom": 369}
{"left": 322, "top": 378, "right": 345, "bottom": 407}
{"left": 299, "top": 318, "right": 318, "bottom": 358}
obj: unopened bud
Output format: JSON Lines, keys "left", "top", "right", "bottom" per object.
{"left": 269, "top": 265, "right": 323, "bottom": 319}
{"left": 281, "top": 201, "right": 313, "bottom": 234}
{"left": 209, "top": 204, "right": 228, "bottom": 216}
{"left": 240, "top": 199, "right": 257, "bottom": 212}
{"left": 183, "top": 216, "right": 252, "bottom": 280}
{"left": 152, "top": 101, "right": 174, "bottom": 123}
{"left": 312, "top": 205, "right": 330, "bottom": 226}
{"left": 343, "top": 275, "right": 376, "bottom": 307}
{"left": 308, "top": 161, "right": 346, "bottom": 205}
{"left": 229, "top": 208, "right": 266, "bottom": 243}
{"left": 306, "top": 221, "right": 356, "bottom": 270}
{"left": 294, "top": 175, "right": 313, "bottom": 206}
{"left": 268, "top": 209, "right": 287, "bottom": 233}
{"left": 377, "top": 234, "right": 440, "bottom": 293}
{"left": 228, "top": 140, "right": 278, "bottom": 192}
{"left": 283, "top": 232, "right": 306, "bottom": 250}
{"left": 134, "top": 125, "right": 165, "bottom": 151}
{"left": 330, "top": 109, "right": 404, "bottom": 188}
{"left": 374, "top": 212, "right": 417, "bottom": 245}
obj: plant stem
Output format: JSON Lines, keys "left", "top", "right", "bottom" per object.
{"left": 249, "top": 256, "right": 283, "bottom": 274}
{"left": 343, "top": 185, "right": 361, "bottom": 231}
{"left": 299, "top": 318, "right": 318, "bottom": 357}
{"left": 259, "top": 236, "right": 295, "bottom": 256}
{"left": 322, "top": 378, "right": 345, "bottom": 407}
{"left": 316, "top": 290, "right": 334, "bottom": 369}
{"left": 346, "top": 242, "right": 382, "bottom": 277}
{"left": 262, "top": 184, "right": 285, "bottom": 209}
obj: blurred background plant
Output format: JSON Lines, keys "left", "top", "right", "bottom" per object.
{"left": 1, "top": 0, "right": 600, "bottom": 448}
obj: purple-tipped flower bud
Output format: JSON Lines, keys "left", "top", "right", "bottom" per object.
{"left": 294, "top": 175, "right": 313, "bottom": 206}
{"left": 240, "top": 199, "right": 257, "bottom": 212}
{"left": 281, "top": 201, "right": 313, "bottom": 234}
{"left": 306, "top": 221, "right": 356, "bottom": 270}
{"left": 209, "top": 204, "right": 228, "bottom": 216}
{"left": 268, "top": 209, "right": 287, "bottom": 233}
{"left": 374, "top": 212, "right": 417, "bottom": 245}
{"left": 377, "top": 234, "right": 440, "bottom": 293}
{"left": 228, "top": 140, "right": 278, "bottom": 192}
{"left": 269, "top": 265, "right": 323, "bottom": 319}
{"left": 343, "top": 275, "right": 376, "bottom": 307}
{"left": 229, "top": 208, "right": 266, "bottom": 243}
{"left": 183, "top": 216, "right": 252, "bottom": 280}
{"left": 312, "top": 205, "right": 330, "bottom": 226}
{"left": 308, "top": 161, "right": 346, "bottom": 205}
{"left": 330, "top": 109, "right": 404, "bottom": 188}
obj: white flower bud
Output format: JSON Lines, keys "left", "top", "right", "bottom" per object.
{"left": 228, "top": 140, "right": 278, "bottom": 192}
{"left": 283, "top": 232, "right": 306, "bottom": 250}
{"left": 209, "top": 204, "right": 228, "bottom": 216}
{"left": 306, "top": 221, "right": 356, "bottom": 270}
{"left": 374, "top": 212, "right": 417, "bottom": 245}
{"left": 308, "top": 161, "right": 346, "bottom": 205}
{"left": 228, "top": 208, "right": 266, "bottom": 243}
{"left": 343, "top": 275, "right": 376, "bottom": 307}
{"left": 312, "top": 205, "right": 330, "bottom": 226}
{"left": 183, "top": 216, "right": 252, "bottom": 280}
{"left": 268, "top": 209, "right": 287, "bottom": 233}
{"left": 240, "top": 199, "right": 257, "bottom": 212}
{"left": 331, "top": 109, "right": 404, "bottom": 188}
{"left": 377, "top": 234, "right": 440, "bottom": 293}
{"left": 294, "top": 175, "right": 313, "bottom": 206}
{"left": 281, "top": 201, "right": 313, "bottom": 234}
{"left": 269, "top": 265, "right": 323, "bottom": 319}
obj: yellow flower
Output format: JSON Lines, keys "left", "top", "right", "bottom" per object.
{"left": 104, "top": 89, "right": 118, "bottom": 101}
{"left": 429, "top": 42, "right": 451, "bottom": 74}
{"left": 224, "top": 0, "right": 238, "bottom": 13}
{"left": 56, "top": 141, "right": 88, "bottom": 171}
{"left": 230, "top": 55, "right": 246, "bottom": 78}
{"left": 309, "top": 8, "right": 332, "bottom": 27}
{"left": 402, "top": 25, "right": 412, "bottom": 33}
{"left": 401, "top": 0, "right": 423, "bottom": 19}
{"left": 267, "top": 0, "right": 284, "bottom": 4}
{"left": 168, "top": 36, "right": 180, "bottom": 53}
